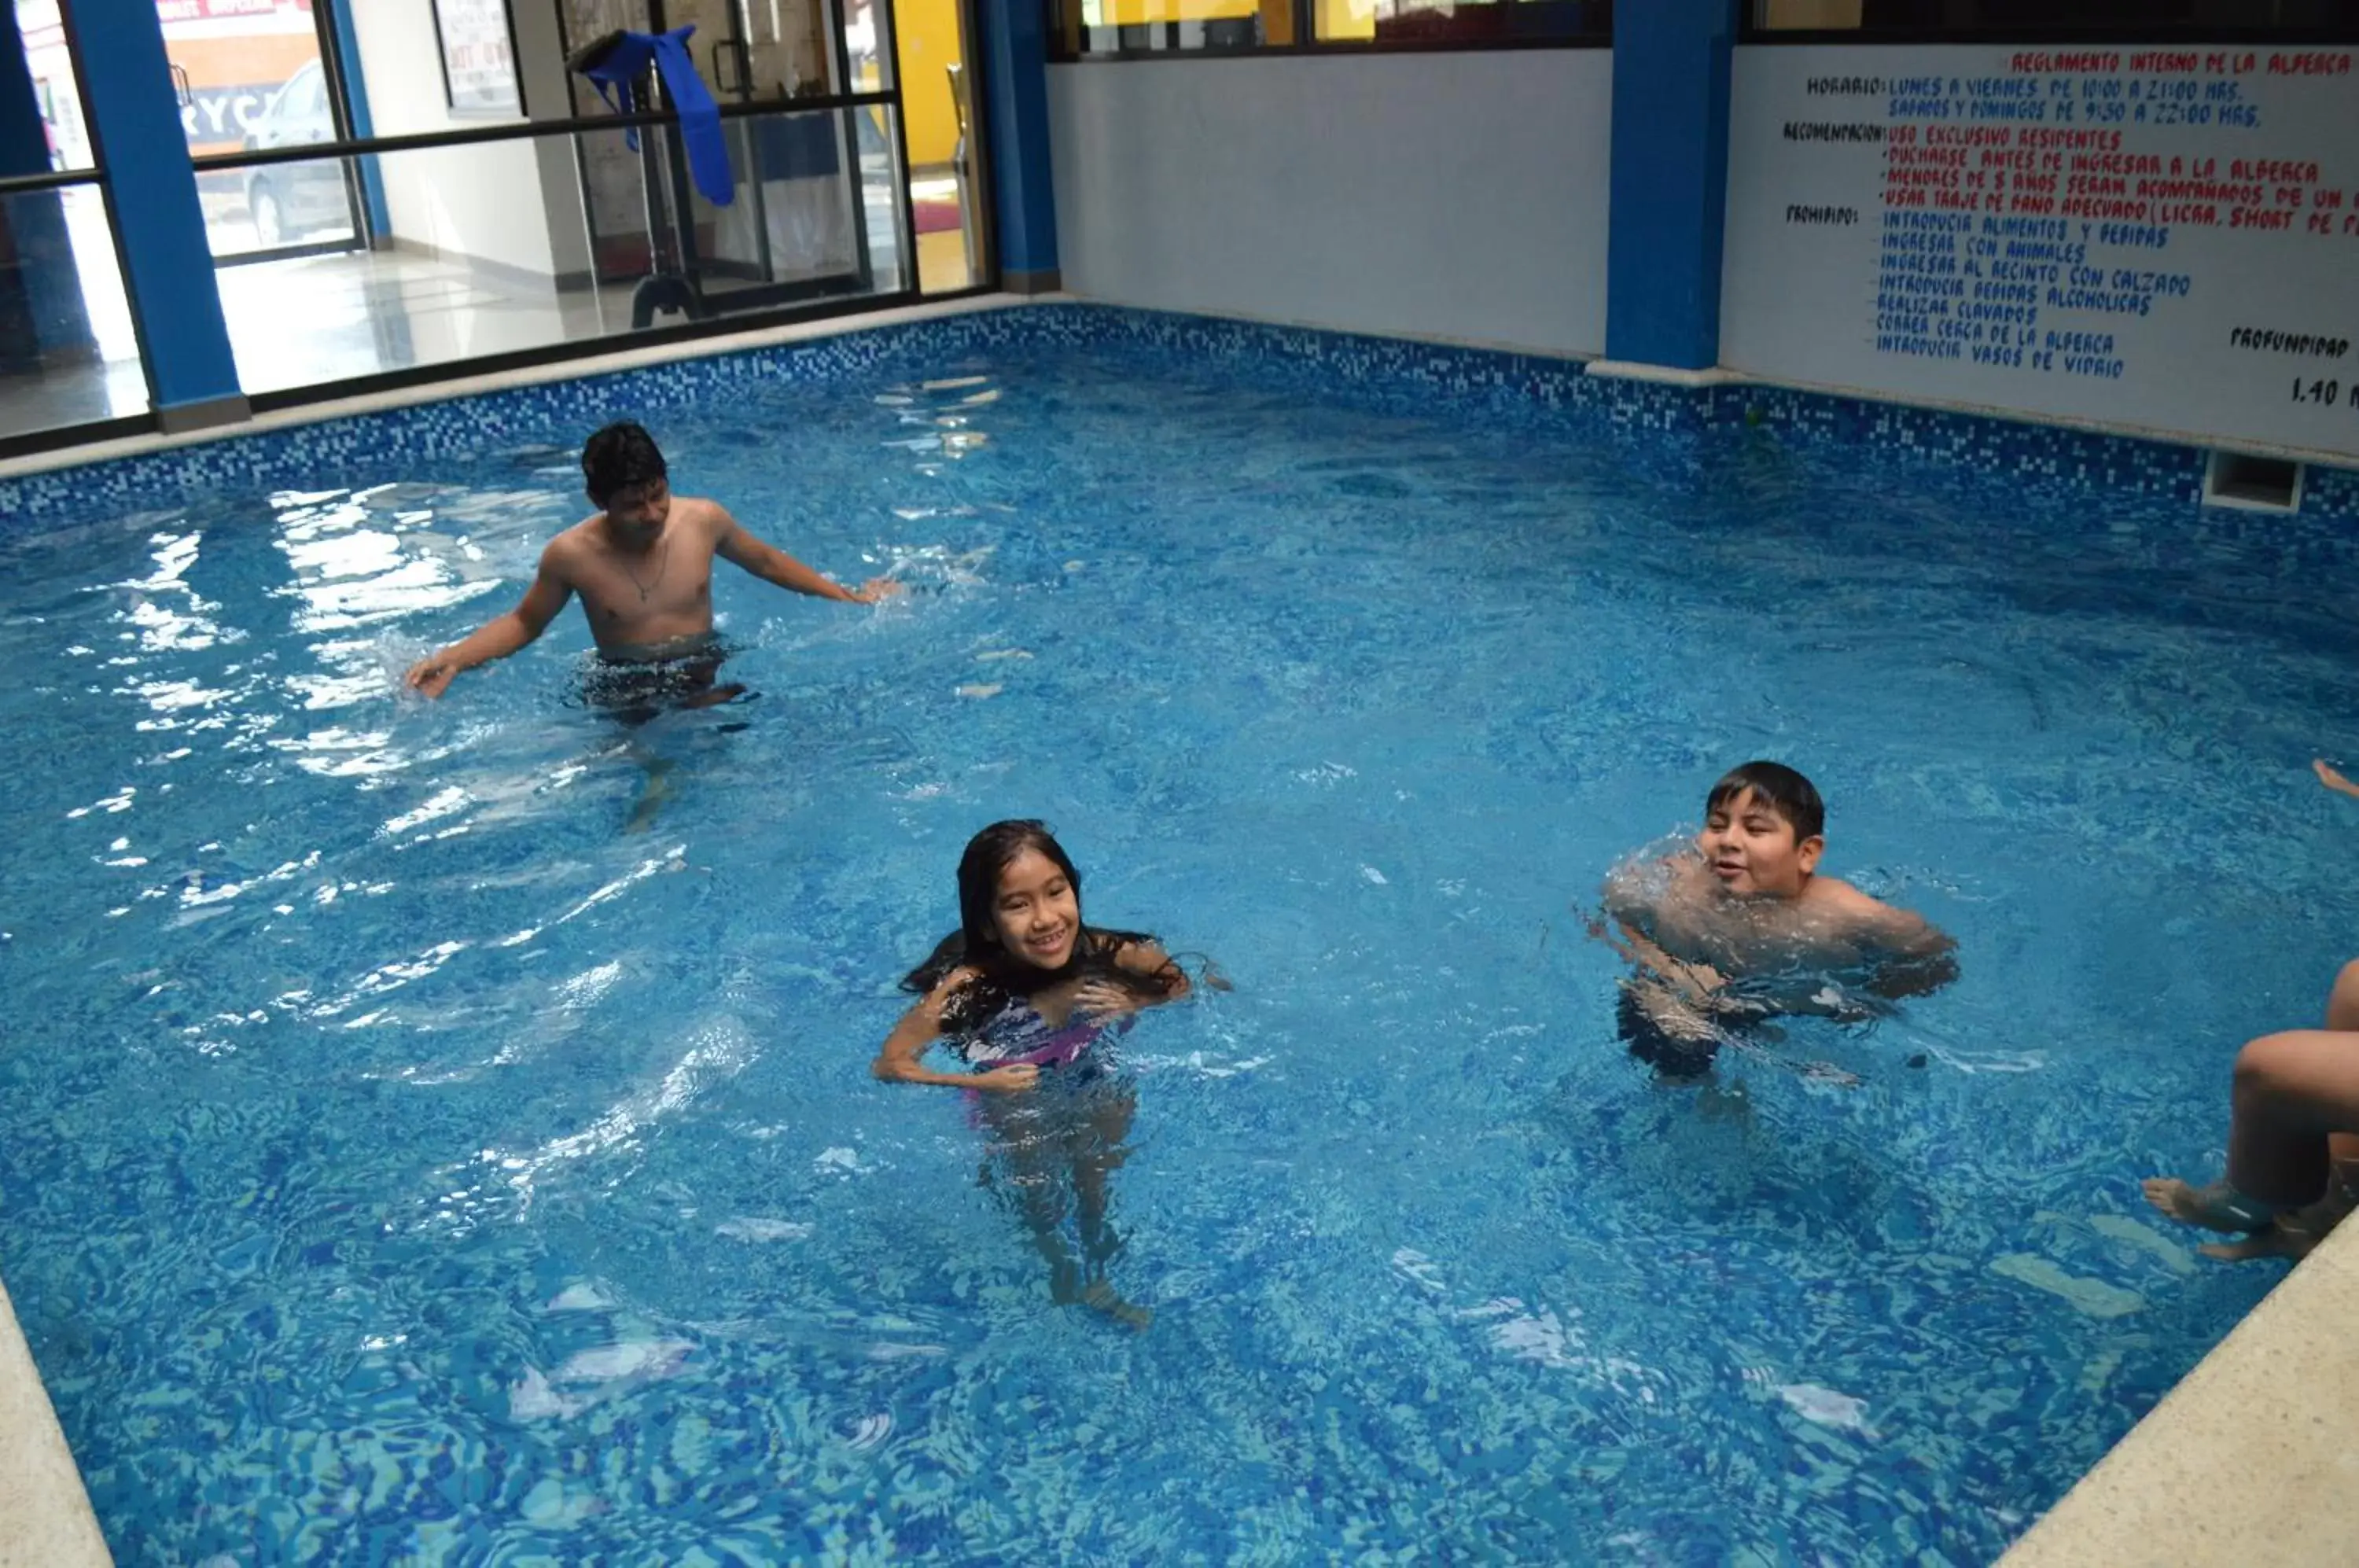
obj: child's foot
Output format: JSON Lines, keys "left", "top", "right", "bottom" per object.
{"left": 2142, "top": 1176, "right": 2276, "bottom": 1234}
{"left": 2197, "top": 1223, "right": 2322, "bottom": 1264}
{"left": 1081, "top": 1282, "right": 1154, "bottom": 1331}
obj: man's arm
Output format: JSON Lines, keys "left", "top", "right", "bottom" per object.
{"left": 404, "top": 550, "right": 573, "bottom": 698}
{"left": 712, "top": 509, "right": 900, "bottom": 604}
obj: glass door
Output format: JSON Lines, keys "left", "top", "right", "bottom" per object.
{"left": 891, "top": 0, "right": 978, "bottom": 291}
{"left": 550, "top": 0, "right": 893, "bottom": 305}
{"left": 163, "top": 0, "right": 363, "bottom": 261}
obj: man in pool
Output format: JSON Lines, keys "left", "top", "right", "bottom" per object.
{"left": 1592, "top": 760, "right": 1958, "bottom": 1080}
{"left": 402, "top": 420, "right": 900, "bottom": 705}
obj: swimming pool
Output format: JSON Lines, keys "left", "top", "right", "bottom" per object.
{"left": 5, "top": 309, "right": 2354, "bottom": 1562}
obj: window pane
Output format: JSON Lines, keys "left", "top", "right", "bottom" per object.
{"left": 213, "top": 149, "right": 356, "bottom": 260}
{"left": 212, "top": 108, "right": 912, "bottom": 396}
{"left": 163, "top": 0, "right": 340, "bottom": 260}
{"left": 895, "top": 0, "right": 982, "bottom": 292}
{"left": 0, "top": 183, "right": 147, "bottom": 436}
{"left": 1060, "top": 0, "right": 1277, "bottom": 57}
{"left": 550, "top": 0, "right": 885, "bottom": 117}
{"left": 1317, "top": 0, "right": 1610, "bottom": 45}
{"left": 1060, "top": 0, "right": 1610, "bottom": 51}
{"left": 1754, "top": 0, "right": 1862, "bottom": 26}
{"left": 1754, "top": 0, "right": 2359, "bottom": 31}
{"left": 13, "top": 0, "right": 95, "bottom": 173}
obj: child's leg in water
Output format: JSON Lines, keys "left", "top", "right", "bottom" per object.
{"left": 1070, "top": 1092, "right": 1151, "bottom": 1331}
{"left": 623, "top": 749, "right": 672, "bottom": 834}
{"left": 2193, "top": 1136, "right": 2359, "bottom": 1261}
{"left": 599, "top": 655, "right": 746, "bottom": 834}
{"left": 979, "top": 1094, "right": 1148, "bottom": 1319}
{"left": 977, "top": 1128, "right": 1085, "bottom": 1304}
{"left": 2145, "top": 961, "right": 2359, "bottom": 1241}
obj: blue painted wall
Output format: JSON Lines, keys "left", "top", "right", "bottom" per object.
{"left": 1606, "top": 0, "right": 1734, "bottom": 370}
{"left": 977, "top": 0, "right": 1058, "bottom": 278}
{"left": 73, "top": 0, "right": 240, "bottom": 412}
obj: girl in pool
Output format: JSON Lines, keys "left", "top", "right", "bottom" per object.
{"left": 874, "top": 820, "right": 1194, "bottom": 1327}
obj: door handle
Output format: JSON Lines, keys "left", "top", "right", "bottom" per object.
{"left": 708, "top": 39, "right": 753, "bottom": 97}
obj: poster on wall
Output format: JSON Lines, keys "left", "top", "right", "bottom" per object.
{"left": 1722, "top": 44, "right": 2359, "bottom": 461}
{"left": 433, "top": 0, "right": 522, "bottom": 116}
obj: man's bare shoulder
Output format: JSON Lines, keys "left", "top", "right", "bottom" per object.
{"left": 540, "top": 518, "right": 603, "bottom": 572}
{"left": 668, "top": 495, "right": 732, "bottom": 533}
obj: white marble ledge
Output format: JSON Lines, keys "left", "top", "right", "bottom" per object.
{"left": 2000, "top": 1212, "right": 2359, "bottom": 1567}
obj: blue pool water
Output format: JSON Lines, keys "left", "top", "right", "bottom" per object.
{"left": 5, "top": 336, "right": 2357, "bottom": 1565}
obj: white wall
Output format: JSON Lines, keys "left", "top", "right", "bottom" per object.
{"left": 1047, "top": 53, "right": 1612, "bottom": 358}
{"left": 348, "top": 0, "right": 575, "bottom": 282}
{"left": 1722, "top": 43, "right": 2359, "bottom": 460}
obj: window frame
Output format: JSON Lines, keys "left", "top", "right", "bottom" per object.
{"left": 1741, "top": 1, "right": 2359, "bottom": 46}
{"left": 1047, "top": 0, "right": 1613, "bottom": 64}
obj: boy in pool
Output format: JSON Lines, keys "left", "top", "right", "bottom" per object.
{"left": 1594, "top": 760, "right": 1958, "bottom": 1080}
{"left": 403, "top": 421, "right": 899, "bottom": 704}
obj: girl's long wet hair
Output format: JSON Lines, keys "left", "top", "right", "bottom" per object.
{"left": 901, "top": 820, "right": 1186, "bottom": 1034}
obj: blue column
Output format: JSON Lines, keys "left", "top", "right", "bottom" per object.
{"left": 73, "top": 0, "right": 245, "bottom": 427}
{"left": 1605, "top": 0, "right": 1735, "bottom": 370}
{"left": 975, "top": 0, "right": 1058, "bottom": 291}
{"left": 326, "top": 0, "right": 392, "bottom": 241}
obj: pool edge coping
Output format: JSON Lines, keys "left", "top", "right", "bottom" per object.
{"left": 1996, "top": 1211, "right": 2359, "bottom": 1566}
{"left": 0, "top": 1275, "right": 112, "bottom": 1566}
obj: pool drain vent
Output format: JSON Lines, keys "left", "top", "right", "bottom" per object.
{"left": 2203, "top": 450, "right": 2303, "bottom": 512}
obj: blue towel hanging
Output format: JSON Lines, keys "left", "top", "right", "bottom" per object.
{"left": 574, "top": 26, "right": 735, "bottom": 208}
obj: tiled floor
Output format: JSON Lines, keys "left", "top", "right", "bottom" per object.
{"left": 217, "top": 250, "right": 644, "bottom": 396}
{"left": 3, "top": 172, "right": 977, "bottom": 444}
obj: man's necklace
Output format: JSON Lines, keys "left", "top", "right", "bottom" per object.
{"left": 622, "top": 536, "right": 672, "bottom": 603}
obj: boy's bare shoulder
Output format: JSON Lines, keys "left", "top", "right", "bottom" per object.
{"left": 1803, "top": 874, "right": 1939, "bottom": 944}
{"left": 1801, "top": 874, "right": 1891, "bottom": 918}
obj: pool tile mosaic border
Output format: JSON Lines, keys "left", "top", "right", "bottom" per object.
{"left": 0, "top": 301, "right": 2351, "bottom": 531}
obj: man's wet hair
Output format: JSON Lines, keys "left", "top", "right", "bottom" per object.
{"left": 582, "top": 421, "right": 668, "bottom": 505}
{"left": 1705, "top": 760, "right": 1824, "bottom": 841}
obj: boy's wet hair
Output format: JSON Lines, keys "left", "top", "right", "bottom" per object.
{"left": 1706, "top": 760, "right": 1824, "bottom": 841}
{"left": 582, "top": 421, "right": 667, "bottom": 505}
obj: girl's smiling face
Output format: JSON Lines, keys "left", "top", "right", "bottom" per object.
{"left": 991, "top": 847, "right": 1080, "bottom": 970}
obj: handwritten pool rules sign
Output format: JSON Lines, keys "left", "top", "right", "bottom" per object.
{"left": 433, "top": 0, "right": 522, "bottom": 117}
{"left": 1722, "top": 45, "right": 2359, "bottom": 460}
